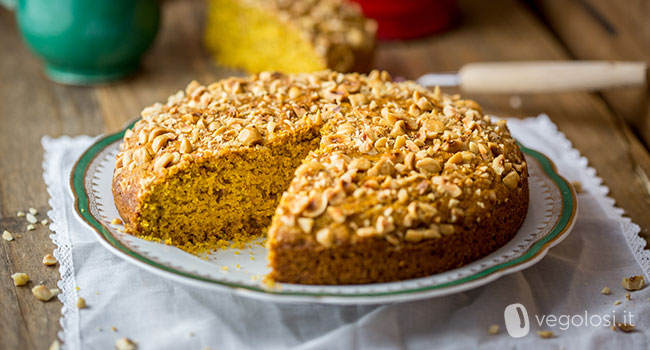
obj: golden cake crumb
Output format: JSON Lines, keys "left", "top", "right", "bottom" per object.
{"left": 32, "top": 285, "right": 59, "bottom": 301}
{"left": 77, "top": 296, "right": 87, "bottom": 309}
{"left": 601, "top": 286, "right": 611, "bottom": 295}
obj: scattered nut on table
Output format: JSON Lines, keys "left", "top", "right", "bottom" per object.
{"left": 27, "top": 224, "right": 35, "bottom": 231}
{"left": 29, "top": 208, "right": 38, "bottom": 215}
{"left": 26, "top": 213, "right": 38, "bottom": 224}
{"left": 536, "top": 330, "right": 555, "bottom": 339}
{"left": 616, "top": 322, "right": 636, "bottom": 333}
{"left": 622, "top": 275, "right": 644, "bottom": 291}
{"left": 31, "top": 285, "right": 60, "bottom": 301}
{"left": 77, "top": 296, "right": 86, "bottom": 309}
{"left": 601, "top": 286, "right": 611, "bottom": 295}
{"left": 488, "top": 324, "right": 499, "bottom": 335}
{"left": 49, "top": 339, "right": 60, "bottom": 350}
{"left": 42, "top": 254, "right": 58, "bottom": 266}
{"left": 11, "top": 272, "right": 29, "bottom": 286}
{"left": 115, "top": 337, "right": 137, "bottom": 350}
{"left": 112, "top": 218, "right": 123, "bottom": 225}
{"left": 2, "top": 230, "right": 14, "bottom": 241}
{"left": 17, "top": 211, "right": 25, "bottom": 217}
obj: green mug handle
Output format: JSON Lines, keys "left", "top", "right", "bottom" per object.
{"left": 0, "top": 0, "right": 15, "bottom": 10}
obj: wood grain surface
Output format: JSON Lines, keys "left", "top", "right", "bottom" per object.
{"left": 0, "top": 0, "right": 648, "bottom": 348}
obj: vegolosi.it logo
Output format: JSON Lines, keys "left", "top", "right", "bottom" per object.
{"left": 503, "top": 303, "right": 635, "bottom": 338}
{"left": 504, "top": 303, "right": 530, "bottom": 338}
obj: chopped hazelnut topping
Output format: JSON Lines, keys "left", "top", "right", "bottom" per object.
{"left": 115, "top": 337, "right": 138, "bottom": 350}
{"left": 616, "top": 323, "right": 636, "bottom": 333}
{"left": 31, "top": 285, "right": 59, "bottom": 301}
{"left": 11, "top": 272, "right": 29, "bottom": 286}
{"left": 536, "top": 330, "right": 555, "bottom": 339}
{"left": 2, "top": 230, "right": 14, "bottom": 241}
{"left": 43, "top": 254, "right": 58, "bottom": 266}
{"left": 622, "top": 275, "right": 644, "bottom": 291}
{"left": 601, "top": 286, "right": 611, "bottom": 295}
{"left": 77, "top": 296, "right": 87, "bottom": 309}
{"left": 26, "top": 213, "right": 38, "bottom": 224}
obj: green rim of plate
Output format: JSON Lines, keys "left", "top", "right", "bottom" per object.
{"left": 70, "top": 121, "right": 577, "bottom": 298}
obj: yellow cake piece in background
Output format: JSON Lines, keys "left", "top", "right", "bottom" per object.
{"left": 204, "top": 0, "right": 376, "bottom": 73}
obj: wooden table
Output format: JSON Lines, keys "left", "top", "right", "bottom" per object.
{"left": 1, "top": 0, "right": 648, "bottom": 348}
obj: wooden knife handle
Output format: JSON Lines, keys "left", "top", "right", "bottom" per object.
{"left": 458, "top": 61, "right": 647, "bottom": 93}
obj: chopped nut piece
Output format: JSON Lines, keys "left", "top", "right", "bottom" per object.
{"left": 112, "top": 218, "right": 123, "bottom": 225}
{"left": 502, "top": 171, "right": 520, "bottom": 190}
{"left": 492, "top": 155, "right": 505, "bottom": 175}
{"left": 622, "top": 275, "right": 644, "bottom": 291}
{"left": 115, "top": 337, "right": 138, "bottom": 350}
{"left": 29, "top": 208, "right": 38, "bottom": 215}
{"left": 614, "top": 300, "right": 622, "bottom": 305}
{"left": 27, "top": 224, "right": 36, "bottom": 231}
{"left": 356, "top": 227, "right": 379, "bottom": 237}
{"left": 26, "top": 213, "right": 38, "bottom": 224}
{"left": 439, "top": 224, "right": 455, "bottom": 235}
{"left": 315, "top": 228, "right": 333, "bottom": 247}
{"left": 447, "top": 152, "right": 463, "bottom": 164}
{"left": 601, "top": 286, "right": 611, "bottom": 295}
{"left": 616, "top": 323, "right": 636, "bottom": 333}
{"left": 488, "top": 324, "right": 499, "bottom": 335}
{"left": 302, "top": 192, "right": 328, "bottom": 218}
{"left": 536, "top": 330, "right": 555, "bottom": 339}
{"left": 625, "top": 292, "right": 631, "bottom": 301}
{"left": 43, "top": 254, "right": 58, "bottom": 266}
{"left": 571, "top": 181, "right": 583, "bottom": 193}
{"left": 2, "top": 230, "right": 14, "bottom": 241}
{"left": 77, "top": 296, "right": 87, "bottom": 309}
{"left": 49, "top": 339, "right": 60, "bottom": 350}
{"left": 297, "top": 218, "right": 314, "bottom": 234}
{"left": 237, "top": 127, "right": 263, "bottom": 146}
{"left": 41, "top": 219, "right": 49, "bottom": 226}
{"left": 416, "top": 158, "right": 441, "bottom": 174}
{"left": 11, "top": 272, "right": 29, "bottom": 286}
{"left": 31, "top": 285, "right": 59, "bottom": 301}
{"left": 17, "top": 211, "right": 25, "bottom": 217}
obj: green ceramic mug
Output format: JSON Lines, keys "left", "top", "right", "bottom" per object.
{"left": 6, "top": 0, "right": 160, "bottom": 84}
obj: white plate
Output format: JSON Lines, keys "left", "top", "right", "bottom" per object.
{"left": 70, "top": 128, "right": 577, "bottom": 304}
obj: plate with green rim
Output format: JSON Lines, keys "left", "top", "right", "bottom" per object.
{"left": 70, "top": 123, "right": 577, "bottom": 304}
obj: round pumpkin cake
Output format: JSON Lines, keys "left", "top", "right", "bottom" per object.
{"left": 112, "top": 70, "right": 529, "bottom": 285}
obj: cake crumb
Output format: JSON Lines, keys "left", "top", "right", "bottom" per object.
{"left": 11, "top": 272, "right": 29, "bottom": 286}
{"left": 115, "top": 337, "right": 137, "bottom": 350}
{"left": 112, "top": 218, "right": 123, "bottom": 225}
{"left": 601, "top": 286, "right": 611, "bottom": 295}
{"left": 77, "top": 297, "right": 87, "bottom": 309}
{"left": 220, "top": 266, "right": 229, "bottom": 271}
{"left": 43, "top": 254, "right": 58, "bottom": 266}
{"left": 616, "top": 322, "right": 636, "bottom": 333}
{"left": 625, "top": 292, "right": 631, "bottom": 301}
{"left": 614, "top": 300, "right": 622, "bottom": 305}
{"left": 622, "top": 275, "right": 644, "bottom": 291}
{"left": 76, "top": 286, "right": 81, "bottom": 291}
{"left": 536, "top": 330, "right": 555, "bottom": 339}
{"left": 488, "top": 324, "right": 499, "bottom": 335}
{"left": 2, "top": 230, "right": 14, "bottom": 241}
{"left": 27, "top": 224, "right": 36, "bottom": 231}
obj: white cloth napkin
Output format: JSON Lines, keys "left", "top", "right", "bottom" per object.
{"left": 44, "top": 115, "right": 649, "bottom": 350}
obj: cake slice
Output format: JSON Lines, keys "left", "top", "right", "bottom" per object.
{"left": 204, "top": 0, "right": 376, "bottom": 73}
